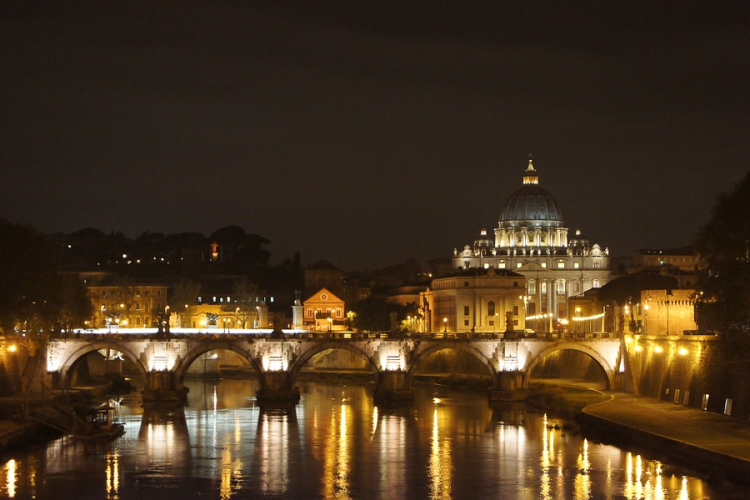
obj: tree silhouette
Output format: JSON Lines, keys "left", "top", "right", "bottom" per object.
{"left": 695, "top": 170, "right": 750, "bottom": 332}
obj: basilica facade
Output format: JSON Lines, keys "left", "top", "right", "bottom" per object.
{"left": 451, "top": 159, "right": 611, "bottom": 323}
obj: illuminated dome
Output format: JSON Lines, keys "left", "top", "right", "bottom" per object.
{"left": 498, "top": 159, "right": 563, "bottom": 228}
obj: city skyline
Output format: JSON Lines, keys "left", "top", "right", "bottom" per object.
{"left": 2, "top": 2, "right": 748, "bottom": 270}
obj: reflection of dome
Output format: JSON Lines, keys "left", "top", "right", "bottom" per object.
{"left": 499, "top": 159, "right": 563, "bottom": 228}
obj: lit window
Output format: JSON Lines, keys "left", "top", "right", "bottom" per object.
{"left": 593, "top": 280, "right": 600, "bottom": 288}
{"left": 557, "top": 261, "right": 565, "bottom": 269}
{"left": 557, "top": 281, "right": 565, "bottom": 294}
{"left": 574, "top": 262, "right": 580, "bottom": 269}
{"left": 498, "top": 262, "right": 506, "bottom": 269}
{"left": 541, "top": 282, "right": 547, "bottom": 294}
{"left": 516, "top": 262, "right": 522, "bottom": 268}
{"left": 528, "top": 281, "right": 536, "bottom": 294}
{"left": 464, "top": 306, "right": 470, "bottom": 316}
{"left": 541, "top": 262, "right": 547, "bottom": 268}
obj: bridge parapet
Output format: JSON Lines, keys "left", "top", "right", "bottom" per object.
{"left": 43, "top": 334, "right": 628, "bottom": 406}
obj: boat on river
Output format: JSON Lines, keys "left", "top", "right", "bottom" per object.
{"left": 74, "top": 405, "right": 125, "bottom": 441}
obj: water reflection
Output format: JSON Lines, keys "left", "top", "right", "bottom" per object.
{"left": 0, "top": 380, "right": 746, "bottom": 499}
{"left": 322, "top": 402, "right": 352, "bottom": 499}
{"left": 255, "top": 405, "right": 298, "bottom": 497}
{"left": 5, "top": 459, "right": 16, "bottom": 498}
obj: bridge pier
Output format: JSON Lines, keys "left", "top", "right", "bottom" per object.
{"left": 143, "top": 371, "right": 188, "bottom": 404}
{"left": 255, "top": 371, "right": 300, "bottom": 403}
{"left": 488, "top": 371, "right": 528, "bottom": 402}
{"left": 374, "top": 370, "right": 414, "bottom": 405}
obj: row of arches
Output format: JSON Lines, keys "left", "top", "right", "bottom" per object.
{"left": 56, "top": 340, "right": 618, "bottom": 396}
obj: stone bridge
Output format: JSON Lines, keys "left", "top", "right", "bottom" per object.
{"left": 45, "top": 333, "right": 627, "bottom": 404}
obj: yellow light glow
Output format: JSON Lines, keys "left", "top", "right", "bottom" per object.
{"left": 7, "top": 345, "right": 16, "bottom": 353}
{"left": 635, "top": 345, "right": 643, "bottom": 352}
{"left": 654, "top": 346, "right": 663, "bottom": 353}
{"left": 679, "top": 347, "right": 689, "bottom": 356}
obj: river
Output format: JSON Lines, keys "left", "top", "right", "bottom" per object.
{"left": 1, "top": 378, "right": 748, "bottom": 499}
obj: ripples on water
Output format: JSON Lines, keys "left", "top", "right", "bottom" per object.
{"left": 1, "top": 379, "right": 748, "bottom": 499}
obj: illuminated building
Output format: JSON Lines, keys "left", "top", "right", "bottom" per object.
{"left": 303, "top": 288, "right": 345, "bottom": 331}
{"left": 85, "top": 274, "right": 168, "bottom": 329}
{"left": 421, "top": 268, "right": 526, "bottom": 333}
{"left": 452, "top": 159, "right": 611, "bottom": 320}
{"left": 640, "top": 289, "right": 698, "bottom": 335}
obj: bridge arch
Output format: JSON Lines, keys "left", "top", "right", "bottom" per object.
{"left": 289, "top": 340, "right": 380, "bottom": 383}
{"left": 522, "top": 342, "right": 615, "bottom": 390}
{"left": 172, "top": 340, "right": 262, "bottom": 389}
{"left": 408, "top": 341, "right": 498, "bottom": 379}
{"left": 57, "top": 341, "right": 149, "bottom": 390}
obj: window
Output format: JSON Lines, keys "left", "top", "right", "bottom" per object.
{"left": 528, "top": 281, "right": 536, "bottom": 294}
{"left": 464, "top": 281, "right": 469, "bottom": 287}
{"left": 483, "top": 263, "right": 489, "bottom": 269}
{"left": 464, "top": 319, "right": 470, "bottom": 326}
{"left": 498, "top": 261, "right": 506, "bottom": 269}
{"left": 557, "top": 281, "right": 566, "bottom": 294}
{"left": 593, "top": 280, "right": 601, "bottom": 288}
{"left": 464, "top": 305, "right": 470, "bottom": 316}
{"left": 513, "top": 306, "right": 519, "bottom": 316}
{"left": 593, "top": 260, "right": 600, "bottom": 268}
{"left": 516, "top": 262, "right": 522, "bottom": 268}
{"left": 574, "top": 262, "right": 580, "bottom": 269}
{"left": 513, "top": 319, "right": 518, "bottom": 326}
{"left": 488, "top": 301, "right": 495, "bottom": 316}
{"left": 541, "top": 282, "right": 547, "bottom": 294}
{"left": 557, "top": 261, "right": 565, "bottom": 269}
{"left": 541, "top": 262, "right": 547, "bottom": 268}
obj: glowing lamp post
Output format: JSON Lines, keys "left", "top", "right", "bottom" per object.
{"left": 443, "top": 317, "right": 447, "bottom": 333}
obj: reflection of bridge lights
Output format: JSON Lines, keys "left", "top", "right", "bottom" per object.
{"left": 5, "top": 459, "right": 16, "bottom": 498}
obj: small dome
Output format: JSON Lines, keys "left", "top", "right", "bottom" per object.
{"left": 499, "top": 160, "right": 563, "bottom": 228}
{"left": 474, "top": 228, "right": 493, "bottom": 248}
{"left": 569, "top": 228, "right": 588, "bottom": 246}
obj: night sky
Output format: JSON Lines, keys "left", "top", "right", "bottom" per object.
{"left": 2, "top": 1, "right": 748, "bottom": 271}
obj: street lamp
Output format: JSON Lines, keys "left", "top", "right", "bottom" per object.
{"left": 443, "top": 317, "right": 448, "bottom": 333}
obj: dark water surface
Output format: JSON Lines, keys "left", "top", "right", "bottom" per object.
{"left": 1, "top": 379, "right": 748, "bottom": 499}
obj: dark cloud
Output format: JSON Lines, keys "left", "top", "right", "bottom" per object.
{"left": 1, "top": 1, "right": 748, "bottom": 270}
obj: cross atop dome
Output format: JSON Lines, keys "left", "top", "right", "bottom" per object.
{"left": 523, "top": 157, "right": 539, "bottom": 185}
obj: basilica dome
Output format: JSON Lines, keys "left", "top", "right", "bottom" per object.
{"left": 498, "top": 160, "right": 563, "bottom": 228}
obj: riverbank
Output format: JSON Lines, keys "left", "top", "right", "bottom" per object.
{"left": 580, "top": 392, "right": 750, "bottom": 484}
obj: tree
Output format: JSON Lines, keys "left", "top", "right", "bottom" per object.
{"left": 695, "top": 170, "right": 750, "bottom": 332}
{"left": 0, "top": 219, "right": 59, "bottom": 334}
{"left": 227, "top": 277, "right": 259, "bottom": 328}
{"left": 169, "top": 279, "right": 201, "bottom": 328}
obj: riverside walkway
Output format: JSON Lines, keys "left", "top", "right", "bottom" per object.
{"left": 582, "top": 393, "right": 750, "bottom": 481}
